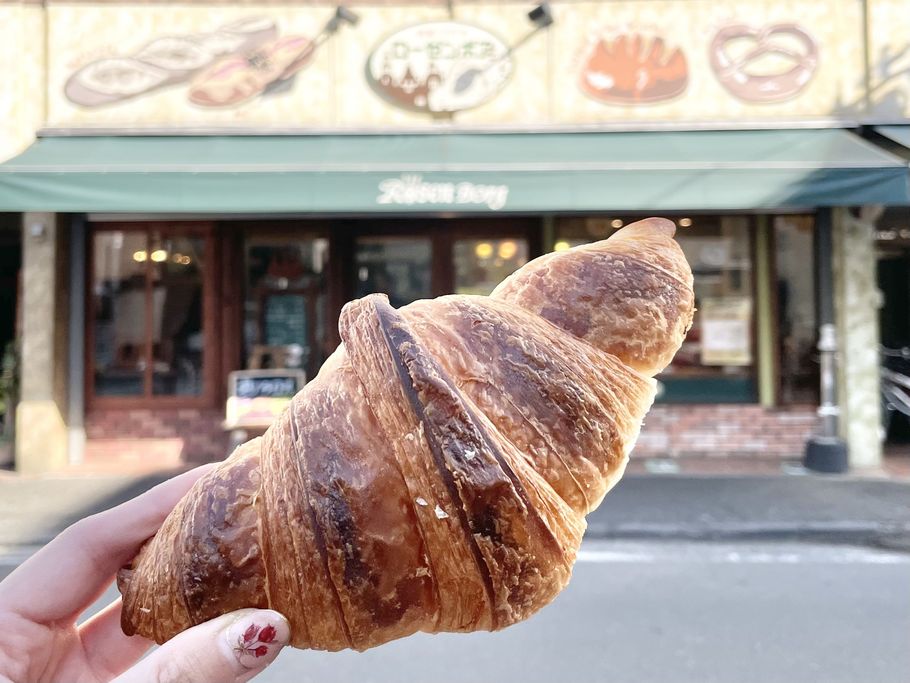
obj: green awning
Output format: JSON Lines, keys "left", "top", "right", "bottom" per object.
{"left": 876, "top": 125, "right": 910, "bottom": 151}
{"left": 0, "top": 129, "right": 907, "bottom": 213}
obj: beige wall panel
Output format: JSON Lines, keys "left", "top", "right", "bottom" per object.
{"left": 867, "top": 0, "right": 910, "bottom": 120}
{"left": 3, "top": 0, "right": 891, "bottom": 131}
{"left": 0, "top": 5, "right": 45, "bottom": 162}
{"left": 451, "top": 3, "right": 550, "bottom": 126}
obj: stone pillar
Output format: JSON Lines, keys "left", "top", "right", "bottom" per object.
{"left": 15, "top": 213, "right": 69, "bottom": 474}
{"left": 832, "top": 207, "right": 883, "bottom": 470}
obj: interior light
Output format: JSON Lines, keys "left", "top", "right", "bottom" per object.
{"left": 150, "top": 249, "right": 168, "bottom": 262}
{"left": 132, "top": 250, "right": 147, "bottom": 262}
{"left": 610, "top": 219, "right": 623, "bottom": 228}
{"left": 498, "top": 240, "right": 518, "bottom": 259}
{"left": 475, "top": 242, "right": 494, "bottom": 259}
{"left": 553, "top": 240, "right": 571, "bottom": 252}
{"left": 679, "top": 217, "right": 693, "bottom": 227}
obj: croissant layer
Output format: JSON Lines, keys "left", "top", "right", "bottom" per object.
{"left": 117, "top": 217, "right": 694, "bottom": 651}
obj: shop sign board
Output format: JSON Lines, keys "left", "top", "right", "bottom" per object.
{"left": 700, "top": 297, "right": 753, "bottom": 367}
{"left": 365, "top": 21, "right": 513, "bottom": 114}
{"left": 225, "top": 369, "right": 306, "bottom": 428}
{"left": 376, "top": 174, "right": 509, "bottom": 210}
{"left": 3, "top": 0, "right": 910, "bottom": 153}
{"left": 264, "top": 293, "right": 309, "bottom": 347}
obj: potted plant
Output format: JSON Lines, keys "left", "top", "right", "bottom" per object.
{"left": 0, "top": 340, "right": 19, "bottom": 468}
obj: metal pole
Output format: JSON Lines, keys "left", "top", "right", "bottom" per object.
{"left": 804, "top": 207, "right": 848, "bottom": 472}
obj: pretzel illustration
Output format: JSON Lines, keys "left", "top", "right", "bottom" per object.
{"left": 709, "top": 23, "right": 818, "bottom": 103}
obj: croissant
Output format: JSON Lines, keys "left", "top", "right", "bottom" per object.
{"left": 117, "top": 217, "right": 694, "bottom": 651}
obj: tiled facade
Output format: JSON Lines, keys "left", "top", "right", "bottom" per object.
{"left": 634, "top": 405, "right": 818, "bottom": 459}
{"left": 84, "top": 404, "right": 819, "bottom": 468}
{"left": 85, "top": 408, "right": 229, "bottom": 466}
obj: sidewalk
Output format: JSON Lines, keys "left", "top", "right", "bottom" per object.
{"left": 0, "top": 470, "right": 182, "bottom": 547}
{"left": 588, "top": 474, "right": 910, "bottom": 548}
{"left": 2, "top": 466, "right": 909, "bottom": 552}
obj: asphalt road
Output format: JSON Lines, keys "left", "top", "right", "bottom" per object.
{"left": 3, "top": 540, "right": 908, "bottom": 683}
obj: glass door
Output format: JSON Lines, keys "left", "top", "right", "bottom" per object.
{"left": 354, "top": 236, "right": 432, "bottom": 308}
{"left": 453, "top": 237, "right": 529, "bottom": 295}
{"left": 244, "top": 235, "right": 330, "bottom": 380}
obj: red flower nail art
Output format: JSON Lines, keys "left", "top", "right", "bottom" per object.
{"left": 242, "top": 624, "right": 258, "bottom": 644}
{"left": 234, "top": 623, "right": 275, "bottom": 659}
{"left": 258, "top": 625, "right": 277, "bottom": 644}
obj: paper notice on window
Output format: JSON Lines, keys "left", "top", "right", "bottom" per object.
{"left": 700, "top": 297, "right": 752, "bottom": 366}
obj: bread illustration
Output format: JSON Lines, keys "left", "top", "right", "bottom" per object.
{"left": 64, "top": 17, "right": 278, "bottom": 107}
{"left": 188, "top": 35, "right": 314, "bottom": 108}
{"left": 580, "top": 34, "right": 689, "bottom": 105}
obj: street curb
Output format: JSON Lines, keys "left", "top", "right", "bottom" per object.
{"left": 584, "top": 522, "right": 910, "bottom": 550}
{"left": 4, "top": 527, "right": 910, "bottom": 565}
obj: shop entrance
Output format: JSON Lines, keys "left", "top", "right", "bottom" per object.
{"left": 238, "top": 216, "right": 540, "bottom": 384}
{"left": 0, "top": 215, "right": 21, "bottom": 467}
{"left": 877, "top": 233, "right": 910, "bottom": 446}
{"left": 0, "top": 217, "right": 19, "bottom": 354}
{"left": 875, "top": 207, "right": 910, "bottom": 448}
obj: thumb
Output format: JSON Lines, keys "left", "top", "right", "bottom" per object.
{"left": 113, "top": 609, "right": 291, "bottom": 683}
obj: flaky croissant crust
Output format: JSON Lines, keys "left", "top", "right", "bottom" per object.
{"left": 118, "top": 217, "right": 694, "bottom": 651}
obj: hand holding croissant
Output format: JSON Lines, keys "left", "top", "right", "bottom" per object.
{"left": 118, "top": 217, "right": 694, "bottom": 651}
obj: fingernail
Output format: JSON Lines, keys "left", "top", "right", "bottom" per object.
{"left": 222, "top": 609, "right": 290, "bottom": 669}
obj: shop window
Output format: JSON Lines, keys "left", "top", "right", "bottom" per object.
{"left": 454, "top": 238, "right": 529, "bottom": 295}
{"left": 774, "top": 215, "right": 819, "bottom": 404}
{"left": 244, "top": 237, "right": 330, "bottom": 380}
{"left": 90, "top": 225, "right": 214, "bottom": 404}
{"left": 354, "top": 236, "right": 431, "bottom": 308}
{"left": 555, "top": 216, "right": 756, "bottom": 403}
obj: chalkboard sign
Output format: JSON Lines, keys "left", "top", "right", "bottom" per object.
{"left": 264, "top": 293, "right": 308, "bottom": 347}
{"left": 235, "top": 375, "right": 299, "bottom": 399}
{"left": 225, "top": 370, "right": 306, "bottom": 428}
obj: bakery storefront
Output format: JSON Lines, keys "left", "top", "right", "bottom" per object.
{"left": 2, "top": 0, "right": 909, "bottom": 473}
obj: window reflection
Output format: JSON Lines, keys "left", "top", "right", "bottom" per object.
{"left": 92, "top": 231, "right": 147, "bottom": 396}
{"left": 355, "top": 237, "right": 431, "bottom": 308}
{"left": 673, "top": 217, "right": 754, "bottom": 380}
{"left": 150, "top": 234, "right": 205, "bottom": 396}
{"left": 775, "top": 216, "right": 818, "bottom": 403}
{"left": 454, "top": 238, "right": 528, "bottom": 295}
{"left": 91, "top": 228, "right": 209, "bottom": 399}
{"left": 244, "top": 237, "right": 329, "bottom": 379}
{"left": 556, "top": 216, "right": 757, "bottom": 402}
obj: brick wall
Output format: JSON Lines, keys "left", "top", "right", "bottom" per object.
{"left": 85, "top": 403, "right": 819, "bottom": 469}
{"left": 634, "top": 404, "right": 819, "bottom": 459}
{"left": 85, "top": 408, "right": 229, "bottom": 466}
